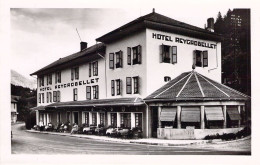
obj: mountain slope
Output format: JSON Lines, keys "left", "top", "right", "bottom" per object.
{"left": 11, "top": 70, "right": 37, "bottom": 89}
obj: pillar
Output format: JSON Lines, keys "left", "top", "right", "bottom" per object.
{"left": 158, "top": 106, "right": 162, "bottom": 128}
{"left": 223, "top": 105, "right": 227, "bottom": 128}
{"left": 200, "top": 106, "right": 205, "bottom": 129}
{"left": 44, "top": 113, "right": 47, "bottom": 125}
{"left": 107, "top": 112, "right": 111, "bottom": 127}
{"left": 238, "top": 105, "right": 241, "bottom": 127}
{"left": 97, "top": 112, "right": 100, "bottom": 126}
{"left": 36, "top": 110, "right": 39, "bottom": 125}
{"left": 116, "top": 112, "right": 120, "bottom": 128}
{"left": 89, "top": 112, "right": 92, "bottom": 125}
{"left": 131, "top": 112, "right": 135, "bottom": 129}
{"left": 177, "top": 106, "right": 181, "bottom": 129}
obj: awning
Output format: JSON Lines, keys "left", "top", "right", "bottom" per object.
{"left": 205, "top": 106, "right": 224, "bottom": 121}
{"left": 30, "top": 106, "right": 45, "bottom": 111}
{"left": 160, "top": 107, "right": 177, "bottom": 122}
{"left": 46, "top": 97, "right": 144, "bottom": 108}
{"left": 227, "top": 107, "right": 241, "bottom": 120}
{"left": 181, "top": 107, "right": 200, "bottom": 122}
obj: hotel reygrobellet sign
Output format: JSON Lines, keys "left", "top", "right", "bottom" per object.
{"left": 39, "top": 78, "right": 99, "bottom": 91}
{"left": 152, "top": 33, "right": 217, "bottom": 49}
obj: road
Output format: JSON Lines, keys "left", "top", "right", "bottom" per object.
{"left": 11, "top": 123, "right": 250, "bottom": 155}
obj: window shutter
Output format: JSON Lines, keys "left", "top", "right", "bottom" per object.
{"left": 96, "top": 85, "right": 99, "bottom": 99}
{"left": 47, "top": 92, "right": 49, "bottom": 103}
{"left": 50, "top": 92, "right": 52, "bottom": 103}
{"left": 89, "top": 63, "right": 91, "bottom": 77}
{"left": 120, "top": 79, "right": 123, "bottom": 95}
{"left": 203, "top": 51, "right": 208, "bottom": 67}
{"left": 120, "top": 51, "right": 123, "bottom": 68}
{"left": 109, "top": 53, "right": 114, "bottom": 69}
{"left": 71, "top": 68, "right": 74, "bottom": 81}
{"left": 172, "top": 46, "right": 177, "bottom": 64}
{"left": 86, "top": 86, "right": 91, "bottom": 100}
{"left": 111, "top": 80, "right": 115, "bottom": 96}
{"left": 96, "top": 62, "right": 98, "bottom": 76}
{"left": 39, "top": 93, "right": 41, "bottom": 103}
{"left": 193, "top": 50, "right": 196, "bottom": 65}
{"left": 127, "top": 47, "right": 131, "bottom": 65}
{"left": 159, "top": 45, "right": 163, "bottom": 63}
{"left": 137, "top": 45, "right": 142, "bottom": 64}
{"left": 126, "top": 77, "right": 132, "bottom": 94}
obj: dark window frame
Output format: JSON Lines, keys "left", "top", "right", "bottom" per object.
{"left": 93, "top": 85, "right": 99, "bottom": 99}
{"left": 115, "top": 51, "right": 123, "bottom": 68}
{"left": 127, "top": 47, "right": 131, "bottom": 65}
{"left": 160, "top": 44, "right": 171, "bottom": 63}
{"left": 47, "top": 74, "right": 52, "bottom": 85}
{"left": 203, "top": 51, "right": 208, "bottom": 67}
{"left": 39, "top": 93, "right": 41, "bottom": 103}
{"left": 132, "top": 45, "right": 142, "bottom": 65}
{"left": 53, "top": 91, "right": 57, "bottom": 102}
{"left": 55, "top": 71, "right": 61, "bottom": 83}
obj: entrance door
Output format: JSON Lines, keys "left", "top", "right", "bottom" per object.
{"left": 151, "top": 107, "right": 158, "bottom": 138}
{"left": 73, "top": 112, "right": 79, "bottom": 124}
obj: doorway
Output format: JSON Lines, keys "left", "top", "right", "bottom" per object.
{"left": 73, "top": 112, "right": 79, "bottom": 124}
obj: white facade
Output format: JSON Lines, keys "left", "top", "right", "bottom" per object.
{"left": 11, "top": 102, "right": 18, "bottom": 123}
{"left": 37, "top": 29, "right": 221, "bottom": 106}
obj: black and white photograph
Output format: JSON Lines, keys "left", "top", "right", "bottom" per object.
{"left": 0, "top": 0, "right": 259, "bottom": 165}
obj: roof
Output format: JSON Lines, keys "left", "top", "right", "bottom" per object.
{"left": 31, "top": 43, "right": 105, "bottom": 76}
{"left": 30, "top": 106, "right": 46, "bottom": 111}
{"left": 144, "top": 71, "right": 249, "bottom": 102}
{"left": 96, "top": 11, "right": 222, "bottom": 43}
{"left": 44, "top": 97, "right": 145, "bottom": 109}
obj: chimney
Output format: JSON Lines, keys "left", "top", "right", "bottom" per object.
{"left": 206, "top": 18, "right": 214, "bottom": 32}
{"left": 80, "top": 42, "right": 87, "bottom": 51}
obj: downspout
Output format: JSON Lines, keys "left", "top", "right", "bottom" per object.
{"left": 96, "top": 42, "right": 107, "bottom": 98}
{"left": 208, "top": 42, "right": 218, "bottom": 72}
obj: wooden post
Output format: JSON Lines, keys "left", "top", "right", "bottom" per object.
{"left": 131, "top": 112, "right": 135, "bottom": 129}
{"left": 200, "top": 106, "right": 205, "bottom": 129}
{"left": 89, "top": 112, "right": 92, "bottom": 125}
{"left": 97, "top": 112, "right": 100, "bottom": 126}
{"left": 238, "top": 105, "right": 241, "bottom": 127}
{"left": 223, "top": 105, "right": 227, "bottom": 128}
{"left": 158, "top": 106, "right": 162, "bottom": 128}
{"left": 117, "top": 112, "right": 120, "bottom": 128}
{"left": 177, "top": 106, "right": 181, "bottom": 129}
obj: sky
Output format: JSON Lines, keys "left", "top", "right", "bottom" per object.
{"left": 10, "top": 7, "right": 231, "bottom": 79}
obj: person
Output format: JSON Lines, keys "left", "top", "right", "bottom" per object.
{"left": 71, "top": 123, "right": 78, "bottom": 134}
{"left": 60, "top": 122, "right": 65, "bottom": 132}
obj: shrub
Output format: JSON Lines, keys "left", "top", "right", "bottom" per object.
{"left": 204, "top": 127, "right": 251, "bottom": 140}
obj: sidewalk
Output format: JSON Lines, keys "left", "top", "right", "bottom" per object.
{"left": 26, "top": 129, "right": 218, "bottom": 146}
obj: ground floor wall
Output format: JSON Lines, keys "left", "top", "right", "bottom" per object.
{"left": 36, "top": 105, "right": 149, "bottom": 137}
{"left": 157, "top": 127, "right": 244, "bottom": 140}
{"left": 11, "top": 112, "right": 17, "bottom": 123}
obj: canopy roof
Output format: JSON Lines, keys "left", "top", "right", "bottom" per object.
{"left": 145, "top": 71, "right": 249, "bottom": 102}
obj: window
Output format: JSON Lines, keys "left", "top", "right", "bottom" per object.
{"left": 172, "top": 46, "right": 177, "bottom": 64}
{"left": 93, "top": 61, "right": 98, "bottom": 76}
{"left": 132, "top": 45, "right": 142, "bottom": 65}
{"left": 89, "top": 63, "right": 91, "bottom": 77}
{"left": 127, "top": 47, "right": 131, "bottom": 65}
{"left": 120, "top": 113, "right": 131, "bottom": 128}
{"left": 115, "top": 51, "right": 123, "bottom": 68}
{"left": 109, "top": 53, "right": 114, "bottom": 69}
{"left": 116, "top": 79, "right": 121, "bottom": 95}
{"left": 39, "top": 93, "right": 41, "bottom": 103}
{"left": 164, "top": 76, "right": 171, "bottom": 82}
{"left": 193, "top": 50, "right": 208, "bottom": 67}
{"left": 73, "top": 88, "right": 78, "bottom": 101}
{"left": 57, "top": 91, "right": 60, "bottom": 102}
{"left": 111, "top": 80, "right": 115, "bottom": 96}
{"left": 86, "top": 86, "right": 91, "bottom": 100}
{"left": 49, "top": 92, "right": 52, "bottom": 103}
{"left": 111, "top": 113, "right": 117, "bottom": 127}
{"left": 126, "top": 77, "right": 132, "bottom": 94}
{"left": 160, "top": 45, "right": 171, "bottom": 63}
{"left": 100, "top": 113, "right": 105, "bottom": 125}
{"left": 71, "top": 67, "right": 79, "bottom": 80}
{"left": 55, "top": 71, "right": 61, "bottom": 83}
{"left": 53, "top": 91, "right": 57, "bottom": 102}
{"left": 92, "top": 113, "right": 97, "bottom": 125}
{"left": 42, "top": 93, "right": 44, "bottom": 103}
{"left": 47, "top": 92, "right": 49, "bottom": 103}
{"left": 39, "top": 76, "right": 44, "bottom": 87}
{"left": 47, "top": 74, "right": 52, "bottom": 85}
{"left": 135, "top": 113, "right": 142, "bottom": 129}
{"left": 133, "top": 76, "right": 139, "bottom": 94}
{"left": 93, "top": 85, "right": 99, "bottom": 99}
